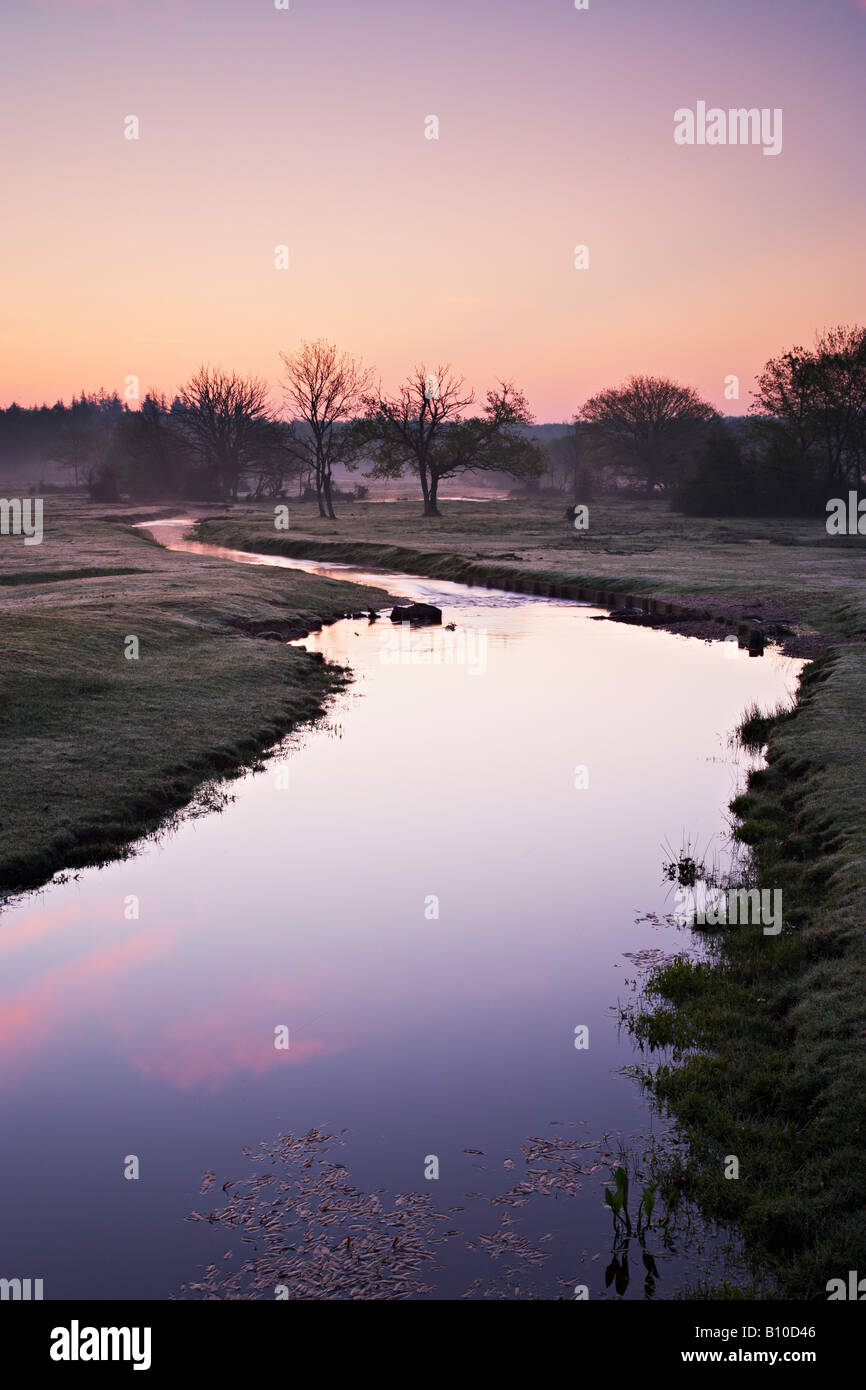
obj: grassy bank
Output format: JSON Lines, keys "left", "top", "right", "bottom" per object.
{"left": 628, "top": 648, "right": 866, "bottom": 1297}
{"left": 0, "top": 505, "right": 390, "bottom": 893}
{"left": 195, "top": 498, "right": 866, "bottom": 653}
{"left": 198, "top": 497, "right": 866, "bottom": 1297}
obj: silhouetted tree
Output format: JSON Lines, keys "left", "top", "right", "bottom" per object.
{"left": 545, "top": 422, "right": 599, "bottom": 502}
{"left": 48, "top": 423, "right": 97, "bottom": 488}
{"left": 750, "top": 324, "right": 866, "bottom": 495}
{"left": 359, "top": 365, "right": 474, "bottom": 517}
{"left": 246, "top": 420, "right": 307, "bottom": 498}
{"left": 104, "top": 393, "right": 191, "bottom": 499}
{"left": 360, "top": 369, "right": 542, "bottom": 515}
{"left": 579, "top": 375, "right": 718, "bottom": 496}
{"left": 176, "top": 366, "right": 275, "bottom": 501}
{"left": 279, "top": 340, "right": 373, "bottom": 519}
{"left": 428, "top": 382, "right": 543, "bottom": 508}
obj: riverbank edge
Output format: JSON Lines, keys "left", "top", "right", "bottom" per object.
{"left": 630, "top": 644, "right": 866, "bottom": 1299}
{"left": 0, "top": 539, "right": 393, "bottom": 897}
{"left": 1, "top": 662, "right": 345, "bottom": 901}
{"left": 196, "top": 521, "right": 866, "bottom": 1299}
{"left": 192, "top": 523, "right": 778, "bottom": 651}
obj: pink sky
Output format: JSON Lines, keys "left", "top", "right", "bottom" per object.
{"left": 1, "top": 0, "right": 864, "bottom": 419}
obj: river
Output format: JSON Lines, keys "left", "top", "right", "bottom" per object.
{"left": 0, "top": 521, "right": 802, "bottom": 1299}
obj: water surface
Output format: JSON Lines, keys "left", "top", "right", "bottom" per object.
{"left": 0, "top": 524, "right": 801, "bottom": 1298}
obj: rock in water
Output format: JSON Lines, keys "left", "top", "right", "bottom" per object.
{"left": 389, "top": 602, "right": 443, "bottom": 626}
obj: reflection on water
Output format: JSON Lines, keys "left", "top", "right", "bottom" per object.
{"left": 0, "top": 523, "right": 802, "bottom": 1298}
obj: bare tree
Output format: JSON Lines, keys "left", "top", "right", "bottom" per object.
{"left": 359, "top": 366, "right": 473, "bottom": 516}
{"left": 579, "top": 375, "right": 718, "bottom": 496}
{"left": 176, "top": 366, "right": 275, "bottom": 502}
{"left": 279, "top": 340, "right": 373, "bottom": 519}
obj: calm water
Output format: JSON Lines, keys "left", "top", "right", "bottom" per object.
{"left": 0, "top": 523, "right": 801, "bottom": 1299}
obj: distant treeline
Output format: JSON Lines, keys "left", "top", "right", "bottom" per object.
{"left": 547, "top": 324, "right": 866, "bottom": 515}
{"left": 2, "top": 324, "right": 863, "bottom": 516}
{"left": 0, "top": 390, "right": 126, "bottom": 475}
{"left": 0, "top": 387, "right": 314, "bottom": 503}
{"left": 0, "top": 351, "right": 545, "bottom": 519}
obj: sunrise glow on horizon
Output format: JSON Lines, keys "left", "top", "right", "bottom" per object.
{"left": 2, "top": 0, "right": 864, "bottom": 419}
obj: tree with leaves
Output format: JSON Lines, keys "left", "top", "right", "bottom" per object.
{"left": 750, "top": 324, "right": 866, "bottom": 495}
{"left": 579, "top": 375, "right": 718, "bottom": 496}
{"left": 360, "top": 368, "right": 542, "bottom": 516}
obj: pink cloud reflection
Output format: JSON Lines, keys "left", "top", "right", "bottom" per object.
{"left": 130, "top": 1022, "right": 341, "bottom": 1092}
